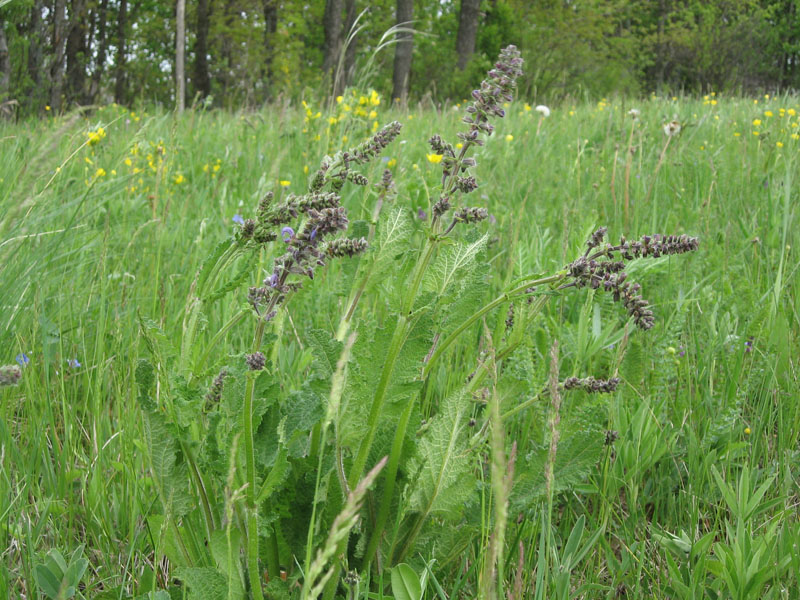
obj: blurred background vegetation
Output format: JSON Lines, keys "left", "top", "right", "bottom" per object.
{"left": 1, "top": 0, "right": 799, "bottom": 115}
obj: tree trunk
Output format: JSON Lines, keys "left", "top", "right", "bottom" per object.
{"left": 194, "top": 0, "right": 211, "bottom": 99}
{"left": 322, "top": 0, "right": 344, "bottom": 83}
{"left": 220, "top": 0, "right": 235, "bottom": 103}
{"left": 391, "top": 0, "right": 413, "bottom": 105}
{"left": 455, "top": 0, "right": 480, "bottom": 70}
{"left": 50, "top": 0, "right": 68, "bottom": 110}
{"left": 114, "top": 0, "right": 127, "bottom": 104}
{"left": 0, "top": 18, "right": 9, "bottom": 97}
{"left": 88, "top": 0, "right": 109, "bottom": 102}
{"left": 340, "top": 0, "right": 357, "bottom": 93}
{"left": 65, "top": 0, "right": 89, "bottom": 104}
{"left": 27, "top": 0, "right": 45, "bottom": 99}
{"left": 262, "top": 0, "right": 277, "bottom": 100}
{"left": 176, "top": 0, "right": 185, "bottom": 112}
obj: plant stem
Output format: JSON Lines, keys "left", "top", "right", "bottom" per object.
{"left": 347, "top": 237, "right": 438, "bottom": 488}
{"left": 422, "top": 273, "right": 565, "bottom": 377}
{"left": 362, "top": 392, "right": 415, "bottom": 567}
{"left": 244, "top": 316, "right": 268, "bottom": 600}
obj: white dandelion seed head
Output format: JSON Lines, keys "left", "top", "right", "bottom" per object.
{"left": 663, "top": 120, "right": 681, "bottom": 137}
{"left": 535, "top": 105, "right": 551, "bottom": 118}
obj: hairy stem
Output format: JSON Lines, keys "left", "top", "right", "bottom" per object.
{"left": 422, "top": 273, "right": 565, "bottom": 377}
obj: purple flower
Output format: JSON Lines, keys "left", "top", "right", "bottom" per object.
{"left": 745, "top": 337, "right": 754, "bottom": 353}
{"left": 232, "top": 214, "right": 245, "bottom": 225}
{"left": 417, "top": 208, "right": 428, "bottom": 220}
{"left": 281, "top": 226, "right": 295, "bottom": 242}
{"left": 68, "top": 358, "right": 81, "bottom": 369}
{"left": 310, "top": 227, "right": 318, "bottom": 241}
{"left": 16, "top": 353, "right": 29, "bottom": 367}
{"left": 266, "top": 273, "right": 279, "bottom": 288}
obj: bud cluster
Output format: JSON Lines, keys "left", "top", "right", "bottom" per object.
{"left": 246, "top": 352, "right": 266, "bottom": 371}
{"left": 591, "top": 233, "right": 700, "bottom": 261}
{"left": 430, "top": 45, "right": 523, "bottom": 229}
{"left": 562, "top": 376, "right": 621, "bottom": 394}
{"left": 205, "top": 368, "right": 228, "bottom": 407}
{"left": 462, "top": 45, "right": 524, "bottom": 140}
{"left": 0, "top": 364, "right": 22, "bottom": 387}
{"left": 566, "top": 228, "right": 699, "bottom": 330}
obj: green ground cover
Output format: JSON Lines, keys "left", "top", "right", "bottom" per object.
{"left": 1, "top": 88, "right": 798, "bottom": 598}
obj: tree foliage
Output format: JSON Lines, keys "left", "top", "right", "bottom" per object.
{"left": 0, "top": 0, "right": 796, "bottom": 115}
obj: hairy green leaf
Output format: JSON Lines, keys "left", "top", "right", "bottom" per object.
{"left": 406, "top": 390, "right": 473, "bottom": 520}
{"left": 175, "top": 567, "right": 228, "bottom": 600}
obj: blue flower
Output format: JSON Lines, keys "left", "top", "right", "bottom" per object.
{"left": 15, "top": 353, "right": 29, "bottom": 367}
{"left": 266, "top": 273, "right": 279, "bottom": 288}
{"left": 281, "top": 226, "right": 295, "bottom": 242}
{"left": 310, "top": 227, "right": 318, "bottom": 241}
{"left": 232, "top": 214, "right": 245, "bottom": 225}
{"left": 68, "top": 358, "right": 81, "bottom": 369}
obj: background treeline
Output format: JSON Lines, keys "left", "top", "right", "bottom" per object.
{"left": 0, "top": 0, "right": 799, "bottom": 114}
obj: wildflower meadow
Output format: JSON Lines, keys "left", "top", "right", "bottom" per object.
{"left": 1, "top": 51, "right": 799, "bottom": 599}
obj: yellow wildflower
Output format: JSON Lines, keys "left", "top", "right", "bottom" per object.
{"left": 776, "top": 141, "right": 784, "bottom": 148}
{"left": 456, "top": 143, "right": 463, "bottom": 149}
{"left": 45, "top": 105, "right": 51, "bottom": 111}
{"left": 303, "top": 165, "right": 309, "bottom": 174}
{"left": 342, "top": 135, "right": 348, "bottom": 143}
{"left": 370, "top": 90, "right": 380, "bottom": 106}
{"left": 753, "top": 131, "right": 760, "bottom": 136}
{"left": 765, "top": 111, "right": 773, "bottom": 117}
{"left": 124, "top": 158, "right": 132, "bottom": 167}
{"left": 426, "top": 154, "right": 443, "bottom": 164}
{"left": 328, "top": 116, "right": 338, "bottom": 125}
{"left": 710, "top": 99, "right": 717, "bottom": 105}
{"left": 279, "top": 180, "right": 291, "bottom": 187}
{"left": 87, "top": 127, "right": 106, "bottom": 146}
{"left": 505, "top": 134, "right": 514, "bottom": 142}
{"left": 387, "top": 158, "right": 396, "bottom": 168}
{"left": 524, "top": 103, "right": 531, "bottom": 112}
{"left": 173, "top": 174, "right": 186, "bottom": 184}
{"left": 788, "top": 108, "right": 797, "bottom": 116}
{"left": 95, "top": 167, "right": 106, "bottom": 178}
{"left": 744, "top": 427, "right": 751, "bottom": 435}
{"left": 752, "top": 119, "right": 762, "bottom": 126}
{"left": 791, "top": 133, "right": 799, "bottom": 140}
{"left": 734, "top": 132, "right": 741, "bottom": 137}
{"left": 336, "top": 96, "right": 343, "bottom": 104}
{"left": 368, "top": 110, "right": 377, "bottom": 120}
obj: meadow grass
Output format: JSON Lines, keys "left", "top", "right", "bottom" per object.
{"left": 1, "top": 91, "right": 798, "bottom": 598}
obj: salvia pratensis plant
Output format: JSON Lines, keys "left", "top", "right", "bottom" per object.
{"left": 135, "top": 45, "right": 699, "bottom": 599}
